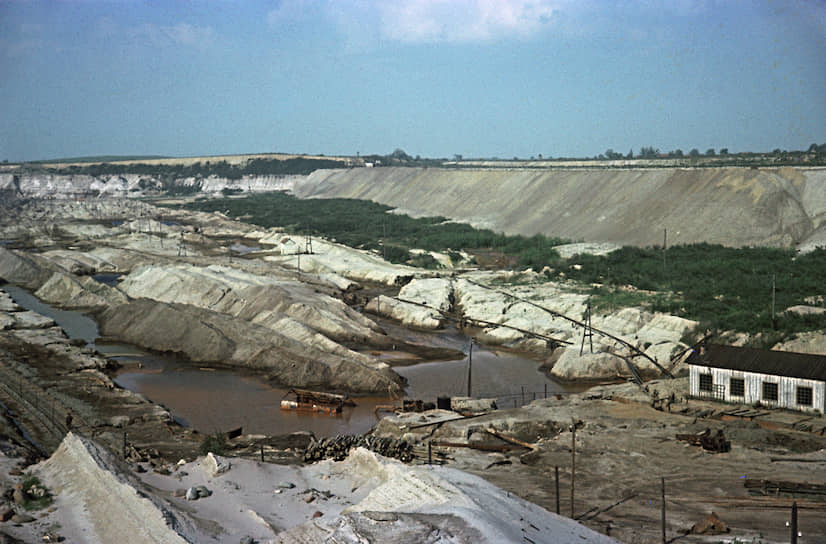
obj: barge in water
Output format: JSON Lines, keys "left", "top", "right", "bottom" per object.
{"left": 280, "top": 389, "right": 356, "bottom": 415}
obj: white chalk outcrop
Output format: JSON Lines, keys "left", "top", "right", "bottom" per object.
{"left": 451, "top": 274, "right": 695, "bottom": 381}
{"left": 261, "top": 237, "right": 428, "bottom": 286}
{"left": 35, "top": 272, "right": 129, "bottom": 310}
{"left": 367, "top": 277, "right": 453, "bottom": 329}
{"left": 0, "top": 172, "right": 302, "bottom": 199}
{"left": 32, "top": 434, "right": 617, "bottom": 544}
{"left": 118, "top": 263, "right": 382, "bottom": 346}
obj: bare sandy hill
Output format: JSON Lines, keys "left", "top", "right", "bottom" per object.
{"left": 294, "top": 166, "right": 826, "bottom": 249}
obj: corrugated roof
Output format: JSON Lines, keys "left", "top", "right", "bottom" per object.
{"left": 687, "top": 344, "right": 826, "bottom": 382}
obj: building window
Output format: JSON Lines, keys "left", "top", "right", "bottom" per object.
{"left": 797, "top": 386, "right": 813, "bottom": 407}
{"left": 699, "top": 373, "right": 713, "bottom": 393}
{"left": 762, "top": 381, "right": 778, "bottom": 402}
{"left": 730, "top": 377, "right": 745, "bottom": 397}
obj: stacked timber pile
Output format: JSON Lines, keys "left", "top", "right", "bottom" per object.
{"left": 745, "top": 479, "right": 826, "bottom": 497}
{"left": 303, "top": 435, "right": 414, "bottom": 463}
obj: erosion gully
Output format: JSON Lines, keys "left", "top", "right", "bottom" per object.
{"left": 5, "top": 282, "right": 581, "bottom": 439}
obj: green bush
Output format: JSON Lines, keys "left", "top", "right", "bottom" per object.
{"left": 564, "top": 245, "right": 826, "bottom": 336}
{"left": 198, "top": 432, "right": 227, "bottom": 456}
{"left": 20, "top": 475, "right": 53, "bottom": 510}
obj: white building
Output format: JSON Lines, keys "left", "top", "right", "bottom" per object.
{"left": 687, "top": 344, "right": 826, "bottom": 414}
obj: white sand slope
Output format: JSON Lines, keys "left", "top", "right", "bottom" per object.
{"left": 23, "top": 435, "right": 617, "bottom": 544}
{"left": 35, "top": 433, "right": 197, "bottom": 544}
{"left": 274, "top": 448, "right": 618, "bottom": 544}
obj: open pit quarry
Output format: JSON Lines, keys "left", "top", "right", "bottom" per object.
{"left": 4, "top": 164, "right": 826, "bottom": 250}
{"left": 1, "top": 166, "right": 826, "bottom": 543}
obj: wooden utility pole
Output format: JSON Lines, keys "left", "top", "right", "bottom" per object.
{"left": 580, "top": 300, "right": 593, "bottom": 356}
{"left": 791, "top": 501, "right": 798, "bottom": 544}
{"left": 772, "top": 274, "right": 777, "bottom": 329}
{"left": 661, "top": 477, "right": 666, "bottom": 544}
{"left": 466, "top": 341, "right": 473, "bottom": 397}
{"left": 662, "top": 228, "right": 667, "bottom": 280}
{"left": 555, "top": 466, "right": 560, "bottom": 515}
{"left": 570, "top": 420, "right": 576, "bottom": 518}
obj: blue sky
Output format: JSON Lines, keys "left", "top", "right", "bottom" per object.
{"left": 1, "top": 0, "right": 824, "bottom": 162}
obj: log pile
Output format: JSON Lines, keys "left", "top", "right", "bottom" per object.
{"left": 745, "top": 479, "right": 826, "bottom": 497}
{"left": 303, "top": 434, "right": 414, "bottom": 463}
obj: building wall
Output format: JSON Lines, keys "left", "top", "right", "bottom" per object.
{"left": 689, "top": 364, "right": 826, "bottom": 413}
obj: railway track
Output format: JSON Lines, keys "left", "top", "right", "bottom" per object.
{"left": 0, "top": 359, "right": 70, "bottom": 455}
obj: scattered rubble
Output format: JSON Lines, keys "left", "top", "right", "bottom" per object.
{"left": 690, "top": 511, "right": 729, "bottom": 535}
{"left": 303, "top": 435, "right": 414, "bottom": 463}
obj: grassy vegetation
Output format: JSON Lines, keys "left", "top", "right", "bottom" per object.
{"left": 177, "top": 192, "right": 567, "bottom": 270}
{"left": 20, "top": 475, "right": 53, "bottom": 510}
{"left": 563, "top": 244, "right": 826, "bottom": 340}
{"left": 198, "top": 431, "right": 228, "bottom": 456}
{"left": 176, "top": 193, "right": 826, "bottom": 340}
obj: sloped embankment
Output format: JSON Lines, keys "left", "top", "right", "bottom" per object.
{"left": 294, "top": 166, "right": 826, "bottom": 249}
{"left": 98, "top": 298, "right": 403, "bottom": 393}
{"left": 36, "top": 433, "right": 196, "bottom": 544}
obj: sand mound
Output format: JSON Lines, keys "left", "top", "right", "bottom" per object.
{"left": 36, "top": 433, "right": 196, "bottom": 544}
{"left": 274, "top": 447, "right": 618, "bottom": 543}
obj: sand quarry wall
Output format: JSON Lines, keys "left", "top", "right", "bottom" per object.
{"left": 6, "top": 165, "right": 826, "bottom": 249}
{"left": 294, "top": 166, "right": 826, "bottom": 249}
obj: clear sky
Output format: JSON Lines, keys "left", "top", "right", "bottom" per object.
{"left": 1, "top": 0, "right": 824, "bottom": 162}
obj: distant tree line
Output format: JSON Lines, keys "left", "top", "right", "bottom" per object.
{"left": 360, "top": 148, "right": 445, "bottom": 167}
{"left": 587, "top": 143, "right": 826, "bottom": 166}
{"left": 26, "top": 157, "right": 346, "bottom": 179}
{"left": 12, "top": 143, "right": 826, "bottom": 172}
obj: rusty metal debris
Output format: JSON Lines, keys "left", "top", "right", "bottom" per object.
{"left": 690, "top": 511, "right": 728, "bottom": 535}
{"left": 675, "top": 428, "right": 731, "bottom": 453}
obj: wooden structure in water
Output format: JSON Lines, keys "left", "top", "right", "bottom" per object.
{"left": 280, "top": 389, "right": 355, "bottom": 415}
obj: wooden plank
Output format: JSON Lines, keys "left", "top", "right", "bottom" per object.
{"left": 576, "top": 493, "right": 637, "bottom": 521}
{"left": 770, "top": 457, "right": 826, "bottom": 463}
{"left": 745, "top": 479, "right": 826, "bottom": 495}
{"left": 485, "top": 428, "right": 537, "bottom": 450}
{"left": 406, "top": 412, "right": 490, "bottom": 429}
{"left": 431, "top": 440, "right": 513, "bottom": 452}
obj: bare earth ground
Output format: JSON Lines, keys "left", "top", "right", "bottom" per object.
{"left": 374, "top": 380, "right": 826, "bottom": 543}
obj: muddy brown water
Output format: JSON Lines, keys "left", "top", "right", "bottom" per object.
{"left": 4, "top": 285, "right": 581, "bottom": 437}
